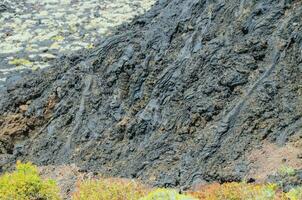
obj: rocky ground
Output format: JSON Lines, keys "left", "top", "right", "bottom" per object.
{"left": 0, "top": 0, "right": 155, "bottom": 86}
{"left": 0, "top": 0, "right": 301, "bottom": 192}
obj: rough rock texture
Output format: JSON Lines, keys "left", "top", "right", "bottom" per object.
{"left": 0, "top": 0, "right": 302, "bottom": 189}
{"left": 247, "top": 141, "right": 302, "bottom": 182}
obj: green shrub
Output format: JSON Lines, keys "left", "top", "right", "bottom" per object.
{"left": 188, "top": 182, "right": 282, "bottom": 200}
{"left": 73, "top": 178, "right": 149, "bottom": 200}
{"left": 286, "top": 187, "right": 302, "bottom": 200}
{"left": 0, "top": 161, "right": 61, "bottom": 200}
{"left": 278, "top": 166, "right": 296, "bottom": 176}
{"left": 140, "top": 188, "right": 197, "bottom": 200}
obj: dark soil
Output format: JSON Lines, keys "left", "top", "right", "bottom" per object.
{"left": 0, "top": 0, "right": 301, "bottom": 190}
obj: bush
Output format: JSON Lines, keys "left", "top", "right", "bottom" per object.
{"left": 278, "top": 166, "right": 296, "bottom": 176}
{"left": 0, "top": 161, "right": 61, "bottom": 200}
{"left": 188, "top": 182, "right": 283, "bottom": 200}
{"left": 140, "top": 188, "right": 197, "bottom": 200}
{"left": 72, "top": 178, "right": 149, "bottom": 200}
{"left": 1, "top": 161, "right": 300, "bottom": 200}
{"left": 286, "top": 187, "right": 302, "bottom": 200}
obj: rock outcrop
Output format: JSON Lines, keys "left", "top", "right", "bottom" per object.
{"left": 0, "top": 0, "right": 301, "bottom": 189}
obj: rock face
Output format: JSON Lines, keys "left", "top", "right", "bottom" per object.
{"left": 0, "top": 0, "right": 301, "bottom": 189}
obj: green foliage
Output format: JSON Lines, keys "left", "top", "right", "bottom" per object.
{"left": 140, "top": 189, "right": 197, "bottom": 200}
{"left": 73, "top": 178, "right": 149, "bottom": 200}
{"left": 0, "top": 161, "right": 61, "bottom": 200}
{"left": 0, "top": 161, "right": 300, "bottom": 200}
{"left": 188, "top": 182, "right": 282, "bottom": 200}
{"left": 286, "top": 187, "right": 302, "bottom": 200}
{"left": 278, "top": 166, "right": 296, "bottom": 176}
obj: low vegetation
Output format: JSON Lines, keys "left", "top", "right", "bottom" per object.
{"left": 189, "top": 182, "right": 284, "bottom": 200}
{"left": 278, "top": 165, "right": 296, "bottom": 176}
{"left": 0, "top": 161, "right": 60, "bottom": 200}
{"left": 286, "top": 187, "right": 302, "bottom": 200}
{"left": 0, "top": 162, "right": 301, "bottom": 200}
{"left": 140, "top": 189, "right": 196, "bottom": 200}
{"left": 72, "top": 178, "right": 149, "bottom": 200}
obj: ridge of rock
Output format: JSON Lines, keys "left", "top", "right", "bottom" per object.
{"left": 0, "top": 0, "right": 301, "bottom": 188}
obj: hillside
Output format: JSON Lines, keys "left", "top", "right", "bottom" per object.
{"left": 0, "top": 0, "right": 301, "bottom": 190}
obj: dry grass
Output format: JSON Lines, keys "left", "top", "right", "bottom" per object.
{"left": 188, "top": 182, "right": 288, "bottom": 200}
{"left": 72, "top": 178, "right": 150, "bottom": 200}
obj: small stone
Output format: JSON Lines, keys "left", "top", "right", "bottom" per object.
{"left": 40, "top": 53, "right": 56, "bottom": 60}
{"left": 247, "top": 178, "right": 256, "bottom": 183}
{"left": 19, "top": 105, "right": 28, "bottom": 112}
{"left": 50, "top": 42, "right": 60, "bottom": 49}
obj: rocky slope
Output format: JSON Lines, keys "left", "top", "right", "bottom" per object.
{"left": 0, "top": 0, "right": 301, "bottom": 189}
